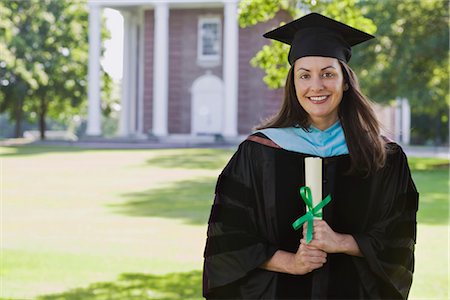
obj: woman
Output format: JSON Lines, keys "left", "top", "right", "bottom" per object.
{"left": 203, "top": 13, "right": 418, "bottom": 299}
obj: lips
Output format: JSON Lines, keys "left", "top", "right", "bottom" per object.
{"left": 307, "top": 95, "right": 329, "bottom": 104}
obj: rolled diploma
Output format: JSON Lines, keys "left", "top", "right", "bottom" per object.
{"left": 305, "top": 157, "right": 322, "bottom": 219}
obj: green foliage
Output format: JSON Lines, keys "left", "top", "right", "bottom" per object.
{"left": 239, "top": 0, "right": 449, "bottom": 145}
{"left": 0, "top": 0, "right": 112, "bottom": 138}
{"left": 239, "top": 0, "right": 298, "bottom": 27}
{"left": 250, "top": 42, "right": 290, "bottom": 88}
{"left": 351, "top": 0, "right": 449, "bottom": 145}
{"left": 309, "top": 0, "right": 377, "bottom": 32}
{"left": 239, "top": 0, "right": 376, "bottom": 89}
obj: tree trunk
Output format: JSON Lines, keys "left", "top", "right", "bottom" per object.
{"left": 39, "top": 96, "right": 47, "bottom": 140}
{"left": 435, "top": 113, "right": 442, "bottom": 146}
{"left": 14, "top": 97, "right": 23, "bottom": 138}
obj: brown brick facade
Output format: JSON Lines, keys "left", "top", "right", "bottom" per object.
{"left": 168, "top": 9, "right": 223, "bottom": 134}
{"left": 142, "top": 7, "right": 287, "bottom": 136}
{"left": 237, "top": 18, "right": 285, "bottom": 133}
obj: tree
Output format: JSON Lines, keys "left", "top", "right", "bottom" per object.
{"left": 238, "top": 0, "right": 449, "bottom": 145}
{"left": 351, "top": 0, "right": 449, "bottom": 145}
{"left": 0, "top": 2, "right": 34, "bottom": 138}
{"left": 238, "top": 0, "right": 376, "bottom": 88}
{"left": 0, "top": 0, "right": 112, "bottom": 139}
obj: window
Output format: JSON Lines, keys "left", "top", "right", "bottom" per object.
{"left": 198, "top": 17, "right": 221, "bottom": 62}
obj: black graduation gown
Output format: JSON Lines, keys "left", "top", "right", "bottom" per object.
{"left": 203, "top": 133, "right": 419, "bottom": 299}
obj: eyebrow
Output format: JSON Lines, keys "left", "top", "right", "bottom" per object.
{"left": 297, "top": 66, "right": 336, "bottom": 72}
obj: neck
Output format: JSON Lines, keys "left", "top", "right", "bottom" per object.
{"left": 310, "top": 116, "right": 339, "bottom": 131}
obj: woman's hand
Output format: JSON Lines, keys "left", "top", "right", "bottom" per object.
{"left": 260, "top": 246, "right": 326, "bottom": 275}
{"left": 290, "top": 241, "right": 327, "bottom": 275}
{"left": 261, "top": 220, "right": 362, "bottom": 275}
{"left": 302, "top": 219, "right": 342, "bottom": 253}
{"left": 302, "top": 220, "right": 363, "bottom": 257}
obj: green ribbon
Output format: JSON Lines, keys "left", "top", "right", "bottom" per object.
{"left": 292, "top": 186, "right": 332, "bottom": 244}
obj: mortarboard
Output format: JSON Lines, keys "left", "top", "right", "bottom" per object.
{"left": 263, "top": 12, "right": 375, "bottom": 65}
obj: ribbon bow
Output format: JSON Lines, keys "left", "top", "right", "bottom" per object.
{"left": 292, "top": 186, "right": 332, "bottom": 244}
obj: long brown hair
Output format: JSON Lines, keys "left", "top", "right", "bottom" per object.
{"left": 256, "top": 60, "right": 387, "bottom": 176}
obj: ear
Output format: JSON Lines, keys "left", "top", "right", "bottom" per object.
{"left": 343, "top": 83, "right": 349, "bottom": 91}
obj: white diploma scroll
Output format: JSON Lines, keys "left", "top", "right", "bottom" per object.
{"left": 305, "top": 157, "right": 323, "bottom": 219}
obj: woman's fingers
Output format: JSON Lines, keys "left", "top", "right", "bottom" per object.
{"left": 298, "top": 243, "right": 327, "bottom": 262}
{"left": 304, "top": 254, "right": 327, "bottom": 264}
{"left": 294, "top": 235, "right": 331, "bottom": 274}
{"left": 300, "top": 219, "right": 342, "bottom": 253}
{"left": 302, "top": 219, "right": 327, "bottom": 238}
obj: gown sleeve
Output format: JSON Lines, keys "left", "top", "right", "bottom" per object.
{"left": 352, "top": 144, "right": 419, "bottom": 299}
{"left": 202, "top": 141, "right": 278, "bottom": 298}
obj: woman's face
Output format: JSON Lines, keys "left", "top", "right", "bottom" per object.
{"left": 293, "top": 56, "right": 346, "bottom": 130}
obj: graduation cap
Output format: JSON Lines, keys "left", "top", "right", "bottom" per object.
{"left": 263, "top": 12, "right": 375, "bottom": 65}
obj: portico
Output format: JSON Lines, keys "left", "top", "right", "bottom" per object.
{"left": 86, "top": 0, "right": 239, "bottom": 138}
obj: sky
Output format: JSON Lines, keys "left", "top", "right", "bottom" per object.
{"left": 101, "top": 8, "right": 123, "bottom": 81}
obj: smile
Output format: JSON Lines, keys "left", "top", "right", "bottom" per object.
{"left": 308, "top": 95, "right": 329, "bottom": 103}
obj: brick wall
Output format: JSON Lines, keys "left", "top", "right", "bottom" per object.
{"left": 237, "top": 14, "right": 289, "bottom": 134}
{"left": 143, "top": 7, "right": 289, "bottom": 136}
{"left": 168, "top": 8, "right": 223, "bottom": 134}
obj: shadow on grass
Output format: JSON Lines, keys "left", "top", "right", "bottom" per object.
{"left": 146, "top": 148, "right": 233, "bottom": 170}
{"left": 110, "top": 168, "right": 449, "bottom": 226}
{"left": 111, "top": 178, "right": 215, "bottom": 225}
{"left": 413, "top": 168, "right": 449, "bottom": 225}
{"left": 37, "top": 270, "right": 202, "bottom": 300}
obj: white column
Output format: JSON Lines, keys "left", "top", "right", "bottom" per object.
{"left": 119, "top": 11, "right": 131, "bottom": 136}
{"left": 152, "top": 3, "right": 169, "bottom": 136}
{"left": 128, "top": 13, "right": 138, "bottom": 135}
{"left": 222, "top": 1, "right": 239, "bottom": 137}
{"left": 87, "top": 4, "right": 102, "bottom": 136}
{"left": 120, "top": 11, "right": 142, "bottom": 137}
{"left": 137, "top": 9, "right": 145, "bottom": 136}
{"left": 401, "top": 98, "right": 411, "bottom": 145}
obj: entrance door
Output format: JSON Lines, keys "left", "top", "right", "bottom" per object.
{"left": 191, "top": 73, "right": 223, "bottom": 135}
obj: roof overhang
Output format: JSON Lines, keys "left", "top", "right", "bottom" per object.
{"left": 88, "top": 0, "right": 239, "bottom": 9}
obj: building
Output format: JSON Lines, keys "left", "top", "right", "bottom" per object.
{"left": 86, "top": 0, "right": 410, "bottom": 144}
{"left": 86, "top": 0, "right": 287, "bottom": 141}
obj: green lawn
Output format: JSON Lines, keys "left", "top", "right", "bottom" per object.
{"left": 0, "top": 145, "right": 448, "bottom": 299}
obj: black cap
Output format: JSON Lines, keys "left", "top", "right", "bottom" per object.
{"left": 263, "top": 12, "right": 375, "bottom": 65}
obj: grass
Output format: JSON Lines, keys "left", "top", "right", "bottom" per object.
{"left": 36, "top": 271, "right": 203, "bottom": 300}
{"left": 0, "top": 145, "right": 448, "bottom": 299}
{"left": 406, "top": 157, "right": 449, "bottom": 299}
{"left": 0, "top": 146, "right": 232, "bottom": 299}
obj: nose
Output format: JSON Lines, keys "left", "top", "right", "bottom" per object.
{"left": 310, "top": 76, "right": 324, "bottom": 92}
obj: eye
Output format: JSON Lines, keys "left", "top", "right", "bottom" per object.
{"left": 322, "top": 72, "right": 335, "bottom": 78}
{"left": 299, "top": 73, "right": 310, "bottom": 80}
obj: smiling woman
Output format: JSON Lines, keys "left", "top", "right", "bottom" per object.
{"left": 293, "top": 57, "right": 345, "bottom": 130}
{"left": 256, "top": 58, "right": 387, "bottom": 176}
{"left": 203, "top": 13, "right": 418, "bottom": 300}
